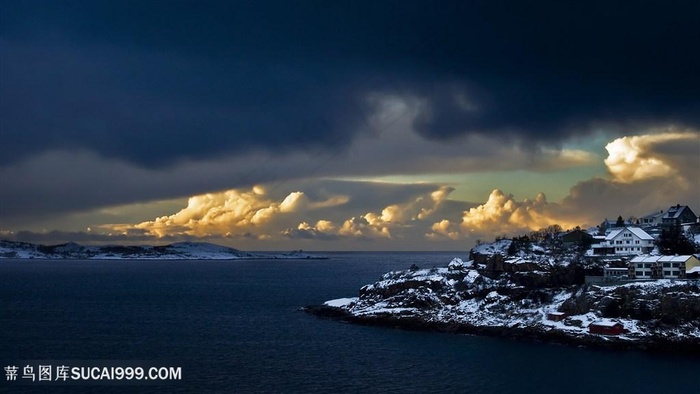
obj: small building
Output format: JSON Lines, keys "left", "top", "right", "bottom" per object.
{"left": 640, "top": 210, "right": 665, "bottom": 228}
{"left": 560, "top": 229, "right": 593, "bottom": 247}
{"left": 629, "top": 255, "right": 700, "bottom": 279}
{"left": 588, "top": 321, "right": 626, "bottom": 335}
{"left": 629, "top": 256, "right": 662, "bottom": 279}
{"left": 592, "top": 235, "right": 607, "bottom": 242}
{"left": 662, "top": 204, "right": 698, "bottom": 226}
{"left": 603, "top": 267, "right": 628, "bottom": 281}
{"left": 598, "top": 218, "right": 632, "bottom": 235}
{"left": 547, "top": 312, "right": 568, "bottom": 321}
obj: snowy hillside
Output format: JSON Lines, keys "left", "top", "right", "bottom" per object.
{"left": 308, "top": 257, "right": 700, "bottom": 353}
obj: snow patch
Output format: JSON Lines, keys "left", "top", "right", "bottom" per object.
{"left": 324, "top": 298, "right": 358, "bottom": 308}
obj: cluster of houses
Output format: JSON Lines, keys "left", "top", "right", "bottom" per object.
{"left": 559, "top": 204, "right": 700, "bottom": 281}
{"left": 603, "top": 255, "right": 700, "bottom": 280}
{"left": 553, "top": 204, "right": 698, "bottom": 335}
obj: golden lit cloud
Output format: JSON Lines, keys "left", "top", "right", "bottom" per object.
{"left": 284, "top": 186, "right": 455, "bottom": 240}
{"left": 426, "top": 219, "right": 462, "bottom": 240}
{"left": 604, "top": 130, "right": 699, "bottom": 184}
{"left": 106, "top": 187, "right": 349, "bottom": 238}
{"left": 547, "top": 128, "right": 700, "bottom": 226}
{"left": 460, "top": 189, "right": 576, "bottom": 236}
{"left": 339, "top": 217, "right": 392, "bottom": 239}
{"left": 81, "top": 128, "right": 700, "bottom": 248}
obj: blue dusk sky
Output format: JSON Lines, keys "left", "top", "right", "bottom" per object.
{"left": 1, "top": 0, "right": 698, "bottom": 250}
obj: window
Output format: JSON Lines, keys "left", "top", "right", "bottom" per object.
{"left": 635, "top": 271, "right": 643, "bottom": 276}
{"left": 664, "top": 271, "right": 671, "bottom": 276}
{"left": 635, "top": 240, "right": 640, "bottom": 244}
{"left": 663, "top": 263, "right": 670, "bottom": 268}
{"left": 672, "top": 271, "right": 680, "bottom": 276}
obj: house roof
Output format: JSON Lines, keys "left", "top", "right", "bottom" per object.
{"left": 606, "top": 228, "right": 623, "bottom": 239}
{"left": 589, "top": 321, "right": 622, "bottom": 328}
{"left": 561, "top": 229, "right": 592, "bottom": 237}
{"left": 627, "top": 227, "right": 654, "bottom": 240}
{"left": 630, "top": 256, "right": 660, "bottom": 263}
{"left": 548, "top": 312, "right": 567, "bottom": 316}
{"left": 601, "top": 218, "right": 634, "bottom": 227}
{"left": 630, "top": 255, "right": 694, "bottom": 263}
{"left": 641, "top": 211, "right": 664, "bottom": 220}
{"left": 606, "top": 227, "right": 653, "bottom": 241}
{"left": 663, "top": 205, "right": 696, "bottom": 220}
{"left": 657, "top": 255, "right": 693, "bottom": 263}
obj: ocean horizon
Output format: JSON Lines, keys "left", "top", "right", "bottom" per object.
{"left": 2, "top": 252, "right": 698, "bottom": 393}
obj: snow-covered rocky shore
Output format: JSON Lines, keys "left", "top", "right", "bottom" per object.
{"left": 306, "top": 257, "right": 700, "bottom": 354}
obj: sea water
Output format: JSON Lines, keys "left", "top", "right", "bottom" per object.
{"left": 1, "top": 252, "right": 698, "bottom": 393}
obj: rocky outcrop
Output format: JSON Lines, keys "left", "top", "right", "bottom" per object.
{"left": 560, "top": 282, "right": 700, "bottom": 325}
{"left": 469, "top": 240, "right": 586, "bottom": 288}
{"left": 307, "top": 257, "right": 700, "bottom": 354}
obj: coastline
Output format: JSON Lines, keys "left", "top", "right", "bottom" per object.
{"left": 304, "top": 256, "right": 700, "bottom": 355}
{"left": 304, "top": 303, "right": 700, "bottom": 355}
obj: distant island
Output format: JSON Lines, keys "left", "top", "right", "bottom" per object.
{"left": 0, "top": 240, "right": 326, "bottom": 260}
{"left": 306, "top": 218, "right": 700, "bottom": 354}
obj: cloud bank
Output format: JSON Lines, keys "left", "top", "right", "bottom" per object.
{"left": 106, "top": 187, "right": 348, "bottom": 239}
{"left": 2, "top": 0, "right": 699, "bottom": 249}
{"left": 2, "top": 1, "right": 699, "bottom": 168}
{"left": 4, "top": 129, "right": 697, "bottom": 249}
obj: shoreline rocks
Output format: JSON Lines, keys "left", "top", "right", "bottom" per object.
{"left": 305, "top": 257, "right": 700, "bottom": 356}
{"left": 304, "top": 303, "right": 700, "bottom": 355}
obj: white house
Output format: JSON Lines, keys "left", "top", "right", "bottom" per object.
{"left": 629, "top": 255, "right": 700, "bottom": 279}
{"left": 640, "top": 210, "right": 664, "bottom": 227}
{"left": 591, "top": 227, "right": 654, "bottom": 256}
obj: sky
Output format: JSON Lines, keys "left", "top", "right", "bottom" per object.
{"left": 1, "top": 0, "right": 699, "bottom": 251}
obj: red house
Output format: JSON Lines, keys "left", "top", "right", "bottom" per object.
{"left": 547, "top": 312, "right": 568, "bottom": 321}
{"left": 588, "top": 321, "right": 626, "bottom": 335}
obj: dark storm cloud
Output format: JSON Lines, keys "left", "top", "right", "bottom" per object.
{"left": 2, "top": 1, "right": 699, "bottom": 167}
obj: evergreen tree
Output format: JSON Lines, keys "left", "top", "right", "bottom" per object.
{"left": 615, "top": 215, "right": 625, "bottom": 228}
{"left": 657, "top": 222, "right": 696, "bottom": 255}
